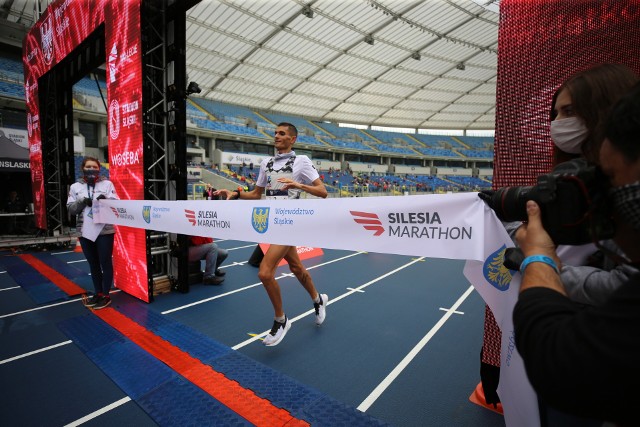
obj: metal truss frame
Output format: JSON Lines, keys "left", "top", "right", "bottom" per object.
{"left": 141, "top": 0, "right": 190, "bottom": 296}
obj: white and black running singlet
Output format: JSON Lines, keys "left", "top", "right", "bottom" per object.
{"left": 265, "top": 155, "right": 299, "bottom": 200}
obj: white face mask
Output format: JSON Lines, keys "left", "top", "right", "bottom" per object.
{"left": 550, "top": 117, "right": 588, "bottom": 154}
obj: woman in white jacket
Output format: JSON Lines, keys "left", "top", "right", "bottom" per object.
{"left": 66, "top": 156, "right": 118, "bottom": 309}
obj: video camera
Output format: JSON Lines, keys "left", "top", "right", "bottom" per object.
{"left": 482, "top": 158, "right": 615, "bottom": 245}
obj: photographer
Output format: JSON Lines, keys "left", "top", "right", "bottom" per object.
{"left": 512, "top": 84, "right": 640, "bottom": 425}
{"left": 479, "top": 65, "right": 639, "bottom": 409}
{"left": 549, "top": 64, "right": 639, "bottom": 306}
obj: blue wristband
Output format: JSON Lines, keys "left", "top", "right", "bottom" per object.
{"left": 520, "top": 255, "right": 559, "bottom": 275}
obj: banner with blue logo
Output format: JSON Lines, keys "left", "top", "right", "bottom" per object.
{"left": 463, "top": 205, "right": 538, "bottom": 427}
{"left": 94, "top": 192, "right": 485, "bottom": 261}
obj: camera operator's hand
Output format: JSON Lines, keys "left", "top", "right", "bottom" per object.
{"left": 516, "top": 200, "right": 566, "bottom": 295}
{"left": 515, "top": 201, "right": 558, "bottom": 261}
{"left": 83, "top": 197, "right": 93, "bottom": 207}
{"left": 477, "top": 190, "right": 495, "bottom": 209}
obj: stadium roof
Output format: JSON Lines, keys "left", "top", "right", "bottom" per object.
{"left": 1, "top": 0, "right": 500, "bottom": 130}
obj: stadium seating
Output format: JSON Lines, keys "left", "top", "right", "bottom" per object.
{"left": 0, "top": 54, "right": 495, "bottom": 163}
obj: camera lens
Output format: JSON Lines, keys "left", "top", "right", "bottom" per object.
{"left": 492, "top": 186, "right": 535, "bottom": 222}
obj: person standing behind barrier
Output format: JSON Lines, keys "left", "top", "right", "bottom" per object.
{"left": 215, "top": 122, "right": 329, "bottom": 347}
{"left": 202, "top": 184, "right": 212, "bottom": 200}
{"left": 67, "top": 157, "right": 118, "bottom": 310}
{"left": 550, "top": 63, "right": 639, "bottom": 164}
{"left": 549, "top": 64, "right": 639, "bottom": 305}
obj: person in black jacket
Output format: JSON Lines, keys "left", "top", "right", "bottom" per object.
{"left": 513, "top": 83, "right": 640, "bottom": 425}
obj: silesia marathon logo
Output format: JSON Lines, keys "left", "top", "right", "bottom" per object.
{"left": 184, "top": 209, "right": 196, "bottom": 226}
{"left": 350, "top": 211, "right": 384, "bottom": 236}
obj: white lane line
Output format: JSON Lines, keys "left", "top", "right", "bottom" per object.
{"left": 232, "top": 257, "right": 425, "bottom": 350}
{"left": 53, "top": 250, "right": 76, "bottom": 255}
{"left": 64, "top": 397, "right": 132, "bottom": 427}
{"left": 162, "top": 251, "right": 366, "bottom": 315}
{"left": 1, "top": 270, "right": 7, "bottom": 274}
{"left": 218, "top": 261, "right": 248, "bottom": 270}
{"left": 227, "top": 244, "right": 260, "bottom": 251}
{"left": 439, "top": 307, "right": 464, "bottom": 315}
{"left": 162, "top": 283, "right": 263, "bottom": 315}
{"left": 0, "top": 286, "right": 20, "bottom": 292}
{"left": 0, "top": 340, "right": 73, "bottom": 364}
{"left": 0, "top": 289, "right": 121, "bottom": 319}
{"left": 67, "top": 259, "right": 87, "bottom": 264}
{"left": 357, "top": 285, "right": 475, "bottom": 412}
{"left": 347, "top": 287, "right": 365, "bottom": 293}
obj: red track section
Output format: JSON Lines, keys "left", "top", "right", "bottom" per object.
{"left": 93, "top": 307, "right": 309, "bottom": 427}
{"left": 18, "top": 254, "right": 86, "bottom": 296}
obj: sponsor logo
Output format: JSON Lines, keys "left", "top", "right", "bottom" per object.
{"left": 109, "top": 99, "right": 120, "bottom": 139}
{"left": 185, "top": 209, "right": 196, "bottom": 226}
{"left": 108, "top": 43, "right": 118, "bottom": 83}
{"left": 27, "top": 113, "right": 39, "bottom": 139}
{"left": 29, "top": 142, "right": 41, "bottom": 154}
{"left": 110, "top": 150, "right": 140, "bottom": 167}
{"left": 150, "top": 206, "right": 169, "bottom": 220}
{"left": 142, "top": 206, "right": 151, "bottom": 224}
{"left": 0, "top": 161, "right": 29, "bottom": 169}
{"left": 482, "top": 245, "right": 513, "bottom": 292}
{"left": 24, "top": 81, "right": 37, "bottom": 104}
{"left": 53, "top": 0, "right": 70, "bottom": 35}
{"left": 54, "top": 0, "right": 71, "bottom": 19}
{"left": 121, "top": 100, "right": 139, "bottom": 128}
{"left": 110, "top": 207, "right": 134, "bottom": 221}
{"left": 271, "top": 207, "right": 315, "bottom": 226}
{"left": 26, "top": 47, "right": 39, "bottom": 63}
{"left": 505, "top": 330, "right": 516, "bottom": 367}
{"left": 350, "top": 211, "right": 384, "bottom": 236}
{"left": 252, "top": 207, "right": 269, "bottom": 234}
{"left": 184, "top": 209, "right": 231, "bottom": 228}
{"left": 352, "top": 210, "right": 473, "bottom": 240}
{"left": 40, "top": 15, "right": 54, "bottom": 65}
{"left": 120, "top": 44, "right": 138, "bottom": 63}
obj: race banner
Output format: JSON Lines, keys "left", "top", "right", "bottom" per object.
{"left": 94, "top": 192, "right": 486, "bottom": 261}
{"left": 462, "top": 208, "right": 538, "bottom": 426}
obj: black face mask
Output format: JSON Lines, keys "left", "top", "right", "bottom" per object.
{"left": 611, "top": 181, "right": 640, "bottom": 232}
{"left": 83, "top": 169, "right": 99, "bottom": 185}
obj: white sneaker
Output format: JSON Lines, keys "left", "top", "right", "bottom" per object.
{"left": 263, "top": 317, "right": 291, "bottom": 346}
{"left": 314, "top": 294, "right": 328, "bottom": 325}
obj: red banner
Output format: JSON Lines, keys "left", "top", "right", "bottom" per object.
{"left": 25, "top": 0, "right": 148, "bottom": 302}
{"left": 105, "top": 0, "right": 147, "bottom": 302}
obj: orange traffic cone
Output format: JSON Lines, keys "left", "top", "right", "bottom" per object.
{"left": 74, "top": 239, "right": 83, "bottom": 253}
{"left": 469, "top": 382, "right": 503, "bottom": 414}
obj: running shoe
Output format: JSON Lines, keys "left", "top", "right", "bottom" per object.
{"left": 314, "top": 293, "right": 328, "bottom": 325}
{"left": 263, "top": 317, "right": 291, "bottom": 346}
